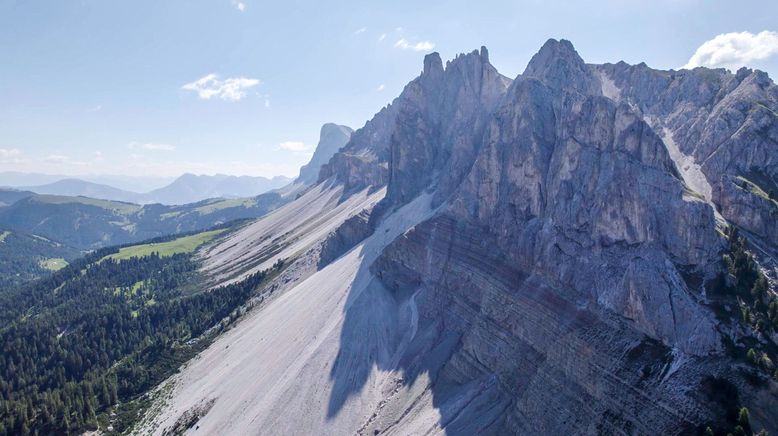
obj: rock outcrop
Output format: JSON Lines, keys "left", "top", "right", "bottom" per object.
{"left": 596, "top": 61, "right": 778, "bottom": 245}
{"left": 370, "top": 39, "right": 773, "bottom": 432}
{"left": 297, "top": 123, "right": 353, "bottom": 185}
{"left": 319, "top": 105, "right": 397, "bottom": 192}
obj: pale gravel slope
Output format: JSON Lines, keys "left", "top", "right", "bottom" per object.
{"left": 137, "top": 192, "right": 438, "bottom": 435}
{"left": 199, "top": 181, "right": 385, "bottom": 285}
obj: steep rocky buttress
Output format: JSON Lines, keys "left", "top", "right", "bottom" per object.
{"left": 368, "top": 39, "right": 777, "bottom": 433}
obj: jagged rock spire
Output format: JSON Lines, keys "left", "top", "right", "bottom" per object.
{"left": 523, "top": 38, "right": 601, "bottom": 95}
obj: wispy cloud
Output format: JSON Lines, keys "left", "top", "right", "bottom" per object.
{"left": 86, "top": 105, "right": 102, "bottom": 113}
{"left": 182, "top": 73, "right": 260, "bottom": 101}
{"left": 378, "top": 33, "right": 386, "bottom": 41}
{"left": 44, "top": 154, "right": 70, "bottom": 163}
{"left": 683, "top": 31, "right": 778, "bottom": 70}
{"left": 353, "top": 27, "right": 367, "bottom": 35}
{"left": 0, "top": 148, "right": 24, "bottom": 164}
{"left": 278, "top": 141, "right": 310, "bottom": 152}
{"left": 128, "top": 142, "right": 176, "bottom": 151}
{"left": 0, "top": 148, "right": 21, "bottom": 159}
{"left": 231, "top": 0, "right": 246, "bottom": 12}
{"left": 376, "top": 84, "right": 385, "bottom": 91}
{"left": 394, "top": 38, "right": 435, "bottom": 52}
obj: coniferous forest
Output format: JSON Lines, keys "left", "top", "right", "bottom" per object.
{"left": 0, "top": 241, "right": 275, "bottom": 435}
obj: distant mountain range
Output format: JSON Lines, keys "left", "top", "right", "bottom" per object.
{"left": 0, "top": 121, "right": 349, "bottom": 287}
{"left": 0, "top": 171, "right": 174, "bottom": 192}
{"left": 0, "top": 190, "right": 288, "bottom": 250}
{"left": 7, "top": 173, "right": 293, "bottom": 205}
{"left": 140, "top": 173, "right": 293, "bottom": 205}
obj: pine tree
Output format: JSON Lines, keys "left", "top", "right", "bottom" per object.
{"left": 747, "top": 348, "right": 758, "bottom": 365}
{"left": 738, "top": 407, "right": 751, "bottom": 434}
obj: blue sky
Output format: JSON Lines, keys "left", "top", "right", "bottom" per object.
{"left": 1, "top": 0, "right": 777, "bottom": 178}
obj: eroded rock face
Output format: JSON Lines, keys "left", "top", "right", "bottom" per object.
{"left": 372, "top": 216, "right": 727, "bottom": 434}
{"left": 597, "top": 62, "right": 778, "bottom": 244}
{"left": 319, "top": 207, "right": 375, "bottom": 267}
{"left": 297, "top": 123, "right": 353, "bottom": 185}
{"left": 319, "top": 104, "right": 397, "bottom": 192}
{"left": 321, "top": 47, "right": 512, "bottom": 201}
{"left": 368, "top": 39, "right": 768, "bottom": 432}
{"left": 387, "top": 47, "right": 512, "bottom": 206}
{"left": 377, "top": 40, "right": 723, "bottom": 356}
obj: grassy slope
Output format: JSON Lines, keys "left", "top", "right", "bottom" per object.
{"left": 105, "top": 228, "right": 227, "bottom": 261}
{"left": 38, "top": 258, "right": 68, "bottom": 271}
{"left": 31, "top": 194, "right": 142, "bottom": 214}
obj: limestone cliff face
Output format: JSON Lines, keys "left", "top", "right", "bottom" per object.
{"left": 386, "top": 47, "right": 511, "bottom": 206}
{"left": 381, "top": 39, "right": 723, "bottom": 355}
{"left": 319, "top": 104, "right": 397, "bottom": 192}
{"left": 597, "top": 61, "right": 778, "bottom": 244}
{"left": 320, "top": 47, "right": 511, "bottom": 200}
{"left": 297, "top": 123, "right": 353, "bottom": 185}
{"left": 365, "top": 40, "right": 775, "bottom": 432}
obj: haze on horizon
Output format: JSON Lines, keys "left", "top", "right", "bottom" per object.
{"left": 1, "top": 0, "right": 777, "bottom": 179}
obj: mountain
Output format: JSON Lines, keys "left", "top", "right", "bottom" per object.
{"left": 3, "top": 43, "right": 777, "bottom": 435}
{"left": 134, "top": 40, "right": 778, "bottom": 435}
{"left": 296, "top": 123, "right": 353, "bottom": 184}
{"left": 21, "top": 178, "right": 142, "bottom": 203}
{"left": 0, "top": 171, "right": 173, "bottom": 192}
{"left": 0, "top": 188, "right": 34, "bottom": 206}
{"left": 20, "top": 174, "right": 294, "bottom": 205}
{"left": 0, "top": 192, "right": 288, "bottom": 250}
{"left": 0, "top": 228, "right": 80, "bottom": 287}
{"left": 140, "top": 173, "right": 293, "bottom": 205}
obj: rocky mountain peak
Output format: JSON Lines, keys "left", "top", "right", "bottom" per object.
{"left": 386, "top": 46, "right": 511, "bottom": 205}
{"left": 523, "top": 38, "right": 601, "bottom": 95}
{"left": 297, "top": 123, "right": 353, "bottom": 185}
{"left": 422, "top": 52, "right": 443, "bottom": 77}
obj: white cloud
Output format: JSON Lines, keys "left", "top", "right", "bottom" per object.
{"left": 129, "top": 142, "right": 176, "bottom": 151}
{"left": 44, "top": 154, "right": 70, "bottom": 163}
{"left": 394, "top": 38, "right": 435, "bottom": 52}
{"left": 683, "top": 31, "right": 778, "bottom": 70}
{"left": 376, "top": 84, "right": 385, "bottom": 91}
{"left": 0, "top": 148, "right": 24, "bottom": 164}
{"left": 182, "top": 73, "right": 260, "bottom": 101}
{"left": 278, "top": 141, "right": 310, "bottom": 152}
{"left": 232, "top": 0, "right": 246, "bottom": 12}
{"left": 354, "top": 27, "right": 367, "bottom": 35}
{"left": 86, "top": 104, "right": 102, "bottom": 113}
{"left": 0, "top": 148, "right": 21, "bottom": 159}
{"left": 378, "top": 33, "right": 386, "bottom": 41}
